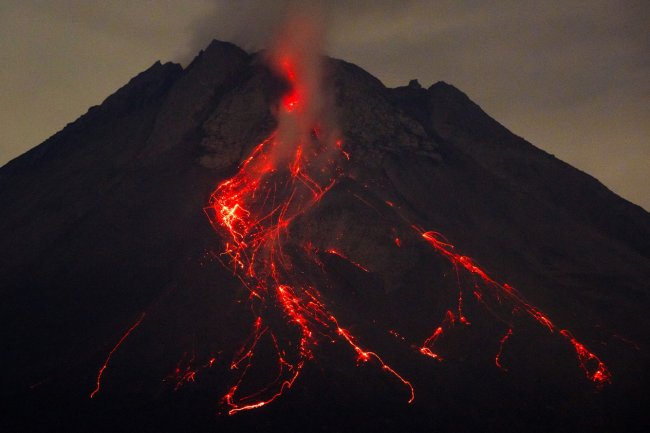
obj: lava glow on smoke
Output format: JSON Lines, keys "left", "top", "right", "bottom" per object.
{"left": 89, "top": 20, "right": 611, "bottom": 415}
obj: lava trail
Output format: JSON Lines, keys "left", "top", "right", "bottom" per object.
{"left": 90, "top": 313, "right": 145, "bottom": 398}
{"left": 205, "top": 55, "right": 610, "bottom": 417}
{"left": 89, "top": 49, "right": 611, "bottom": 413}
{"left": 415, "top": 228, "right": 610, "bottom": 385}
{"left": 205, "top": 24, "right": 414, "bottom": 414}
{"left": 202, "top": 19, "right": 611, "bottom": 413}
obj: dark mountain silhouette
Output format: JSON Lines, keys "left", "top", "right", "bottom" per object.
{"left": 1, "top": 40, "right": 649, "bottom": 433}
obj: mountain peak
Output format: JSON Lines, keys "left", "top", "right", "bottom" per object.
{"left": 408, "top": 79, "right": 422, "bottom": 89}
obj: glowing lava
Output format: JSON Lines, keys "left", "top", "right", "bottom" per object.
{"left": 205, "top": 47, "right": 414, "bottom": 412}
{"left": 89, "top": 21, "right": 611, "bottom": 413}
{"left": 90, "top": 313, "right": 145, "bottom": 398}
{"left": 417, "top": 229, "right": 611, "bottom": 385}
{"left": 203, "top": 47, "right": 610, "bottom": 415}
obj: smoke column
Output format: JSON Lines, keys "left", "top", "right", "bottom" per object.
{"left": 266, "top": 7, "right": 339, "bottom": 165}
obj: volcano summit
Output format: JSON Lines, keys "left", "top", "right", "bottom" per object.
{"left": 1, "top": 39, "right": 649, "bottom": 433}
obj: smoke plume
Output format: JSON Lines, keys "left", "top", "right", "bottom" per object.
{"left": 265, "top": 6, "right": 339, "bottom": 167}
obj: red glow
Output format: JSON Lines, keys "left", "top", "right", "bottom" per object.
{"left": 325, "top": 249, "right": 370, "bottom": 272}
{"left": 336, "top": 324, "right": 414, "bottom": 403}
{"left": 198, "top": 45, "right": 614, "bottom": 414}
{"left": 282, "top": 90, "right": 300, "bottom": 113}
{"left": 90, "top": 313, "right": 145, "bottom": 398}
{"left": 86, "top": 25, "right": 613, "bottom": 413}
{"left": 495, "top": 328, "right": 513, "bottom": 371}
{"left": 560, "top": 330, "right": 611, "bottom": 385}
{"left": 205, "top": 54, "right": 414, "bottom": 414}
{"left": 165, "top": 352, "right": 219, "bottom": 390}
{"left": 418, "top": 229, "right": 611, "bottom": 384}
{"left": 335, "top": 139, "right": 350, "bottom": 160}
{"left": 420, "top": 310, "right": 456, "bottom": 361}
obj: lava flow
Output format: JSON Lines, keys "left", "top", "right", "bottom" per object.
{"left": 415, "top": 229, "right": 610, "bottom": 384}
{"left": 90, "top": 312, "right": 145, "bottom": 398}
{"left": 204, "top": 26, "right": 414, "bottom": 415}
{"left": 88, "top": 39, "right": 611, "bottom": 410}
{"left": 199, "top": 17, "right": 612, "bottom": 413}
{"left": 203, "top": 41, "right": 610, "bottom": 415}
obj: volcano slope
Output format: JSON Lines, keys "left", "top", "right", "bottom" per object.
{"left": 1, "top": 40, "right": 649, "bottom": 433}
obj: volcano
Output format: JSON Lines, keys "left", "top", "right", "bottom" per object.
{"left": 1, "top": 39, "right": 649, "bottom": 433}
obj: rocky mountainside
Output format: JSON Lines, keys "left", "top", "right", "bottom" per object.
{"left": 1, "top": 40, "right": 649, "bottom": 433}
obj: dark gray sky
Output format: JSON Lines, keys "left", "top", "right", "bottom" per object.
{"left": 1, "top": 0, "right": 648, "bottom": 209}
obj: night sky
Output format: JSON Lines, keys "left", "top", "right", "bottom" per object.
{"left": 1, "top": 0, "right": 648, "bottom": 209}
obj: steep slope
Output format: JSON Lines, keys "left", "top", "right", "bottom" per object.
{"left": 388, "top": 81, "right": 650, "bottom": 340}
{"left": 1, "top": 40, "right": 649, "bottom": 433}
{"left": 427, "top": 81, "right": 650, "bottom": 258}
